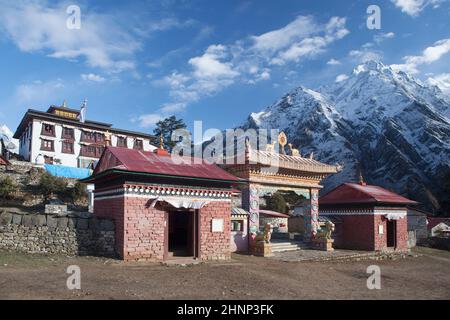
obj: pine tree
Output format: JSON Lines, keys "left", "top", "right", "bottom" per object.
{"left": 153, "top": 116, "right": 187, "bottom": 152}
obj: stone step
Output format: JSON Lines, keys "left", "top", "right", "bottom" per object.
{"left": 270, "top": 241, "right": 305, "bottom": 252}
{"left": 272, "top": 246, "right": 301, "bottom": 253}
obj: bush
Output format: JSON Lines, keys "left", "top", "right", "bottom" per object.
{"left": 0, "top": 176, "right": 18, "bottom": 199}
{"left": 70, "top": 181, "right": 87, "bottom": 202}
{"left": 37, "top": 172, "right": 68, "bottom": 201}
{"left": 265, "top": 192, "right": 288, "bottom": 214}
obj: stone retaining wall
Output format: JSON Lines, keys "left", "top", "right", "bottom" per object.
{"left": 0, "top": 210, "right": 116, "bottom": 257}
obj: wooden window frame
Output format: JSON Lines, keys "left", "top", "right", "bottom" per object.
{"left": 62, "top": 127, "right": 75, "bottom": 140}
{"left": 61, "top": 140, "right": 74, "bottom": 154}
{"left": 41, "top": 123, "right": 55, "bottom": 137}
{"left": 133, "top": 139, "right": 144, "bottom": 150}
{"left": 80, "top": 144, "right": 104, "bottom": 158}
{"left": 116, "top": 136, "right": 127, "bottom": 148}
{"left": 40, "top": 139, "right": 54, "bottom": 152}
{"left": 81, "top": 131, "right": 105, "bottom": 143}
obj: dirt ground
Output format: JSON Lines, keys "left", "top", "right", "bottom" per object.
{"left": 0, "top": 247, "right": 449, "bottom": 300}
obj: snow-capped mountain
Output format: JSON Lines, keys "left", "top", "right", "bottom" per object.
{"left": 241, "top": 60, "right": 450, "bottom": 212}
{"left": 0, "top": 124, "right": 18, "bottom": 153}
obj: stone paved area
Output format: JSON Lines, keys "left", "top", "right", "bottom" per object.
{"left": 270, "top": 248, "right": 414, "bottom": 262}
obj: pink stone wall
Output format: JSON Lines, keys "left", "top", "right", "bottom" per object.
{"left": 199, "top": 202, "right": 232, "bottom": 260}
{"left": 94, "top": 189, "right": 232, "bottom": 261}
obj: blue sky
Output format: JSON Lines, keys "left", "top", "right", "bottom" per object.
{"left": 0, "top": 0, "right": 449, "bottom": 136}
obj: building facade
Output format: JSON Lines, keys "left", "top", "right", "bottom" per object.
{"left": 82, "top": 146, "right": 240, "bottom": 261}
{"left": 13, "top": 103, "right": 156, "bottom": 168}
{"left": 319, "top": 182, "right": 417, "bottom": 252}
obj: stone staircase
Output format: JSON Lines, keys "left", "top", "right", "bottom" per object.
{"left": 271, "top": 239, "right": 307, "bottom": 253}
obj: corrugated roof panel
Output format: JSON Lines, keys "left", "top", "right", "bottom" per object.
{"left": 319, "top": 183, "right": 417, "bottom": 205}
{"left": 94, "top": 147, "right": 239, "bottom": 182}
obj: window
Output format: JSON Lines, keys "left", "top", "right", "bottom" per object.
{"left": 80, "top": 145, "right": 104, "bottom": 158}
{"left": 116, "top": 136, "right": 127, "bottom": 148}
{"left": 133, "top": 139, "right": 143, "bottom": 150}
{"left": 41, "top": 139, "right": 54, "bottom": 151}
{"left": 41, "top": 123, "right": 55, "bottom": 137}
{"left": 62, "top": 141, "right": 74, "bottom": 154}
{"left": 231, "top": 220, "right": 243, "bottom": 232}
{"left": 81, "top": 131, "right": 104, "bottom": 143}
{"left": 62, "top": 127, "right": 74, "bottom": 140}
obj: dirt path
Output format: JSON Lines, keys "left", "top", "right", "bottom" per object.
{"left": 0, "top": 247, "right": 449, "bottom": 300}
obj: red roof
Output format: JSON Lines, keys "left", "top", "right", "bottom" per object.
{"left": 319, "top": 183, "right": 418, "bottom": 206}
{"left": 427, "top": 217, "right": 450, "bottom": 231}
{"left": 259, "top": 209, "right": 290, "bottom": 218}
{"left": 89, "top": 146, "right": 239, "bottom": 182}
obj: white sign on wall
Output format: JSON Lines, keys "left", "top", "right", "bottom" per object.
{"left": 212, "top": 218, "right": 224, "bottom": 232}
{"left": 378, "top": 225, "right": 384, "bottom": 235}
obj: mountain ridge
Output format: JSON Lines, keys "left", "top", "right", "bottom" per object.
{"left": 240, "top": 60, "right": 450, "bottom": 213}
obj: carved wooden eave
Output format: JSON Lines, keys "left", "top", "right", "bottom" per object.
{"left": 224, "top": 150, "right": 341, "bottom": 188}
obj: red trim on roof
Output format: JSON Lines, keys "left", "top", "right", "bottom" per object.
{"left": 259, "top": 210, "right": 290, "bottom": 218}
{"left": 92, "top": 146, "right": 239, "bottom": 182}
{"left": 427, "top": 217, "right": 450, "bottom": 231}
{"left": 319, "top": 183, "right": 418, "bottom": 205}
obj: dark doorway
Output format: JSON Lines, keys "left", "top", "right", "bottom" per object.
{"left": 386, "top": 220, "right": 396, "bottom": 248}
{"left": 168, "top": 210, "right": 199, "bottom": 258}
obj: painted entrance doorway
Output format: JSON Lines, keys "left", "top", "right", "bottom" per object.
{"left": 387, "top": 220, "right": 396, "bottom": 248}
{"left": 168, "top": 210, "right": 199, "bottom": 258}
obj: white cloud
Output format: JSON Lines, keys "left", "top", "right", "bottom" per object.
{"left": 391, "top": 38, "right": 450, "bottom": 74}
{"left": 427, "top": 73, "right": 450, "bottom": 93}
{"left": 188, "top": 45, "right": 239, "bottom": 79}
{"left": 251, "top": 16, "right": 318, "bottom": 52}
{"left": 146, "top": 17, "right": 196, "bottom": 32}
{"left": 335, "top": 74, "right": 349, "bottom": 83}
{"left": 349, "top": 49, "right": 383, "bottom": 63}
{"left": 14, "top": 79, "right": 65, "bottom": 105}
{"left": 156, "top": 15, "right": 349, "bottom": 115}
{"left": 374, "top": 32, "right": 395, "bottom": 44}
{"left": 0, "top": 1, "right": 140, "bottom": 72}
{"left": 269, "top": 17, "right": 349, "bottom": 66}
{"left": 391, "top": 0, "right": 444, "bottom": 16}
{"left": 81, "top": 73, "right": 106, "bottom": 82}
{"left": 327, "top": 58, "right": 341, "bottom": 65}
{"left": 138, "top": 113, "right": 163, "bottom": 128}
{"left": 160, "top": 102, "right": 187, "bottom": 113}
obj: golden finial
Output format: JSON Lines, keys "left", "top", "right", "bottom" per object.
{"left": 278, "top": 132, "right": 287, "bottom": 155}
{"left": 104, "top": 130, "right": 112, "bottom": 147}
{"left": 159, "top": 132, "right": 164, "bottom": 149}
{"left": 358, "top": 169, "right": 366, "bottom": 185}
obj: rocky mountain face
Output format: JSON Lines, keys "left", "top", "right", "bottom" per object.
{"left": 241, "top": 61, "right": 450, "bottom": 213}
{"left": 0, "top": 124, "right": 18, "bottom": 153}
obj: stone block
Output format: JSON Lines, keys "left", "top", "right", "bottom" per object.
{"left": 22, "top": 215, "right": 34, "bottom": 227}
{"left": 47, "top": 215, "right": 57, "bottom": 229}
{"left": 12, "top": 214, "right": 23, "bottom": 225}
{"left": 99, "top": 219, "right": 115, "bottom": 231}
{"left": 32, "top": 214, "right": 46, "bottom": 227}
{"left": 56, "top": 217, "right": 68, "bottom": 229}
{"left": 0, "top": 212, "right": 12, "bottom": 226}
{"left": 45, "top": 204, "right": 68, "bottom": 215}
{"left": 67, "top": 217, "right": 77, "bottom": 228}
{"left": 77, "top": 218, "right": 89, "bottom": 230}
